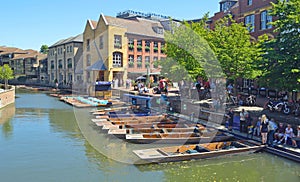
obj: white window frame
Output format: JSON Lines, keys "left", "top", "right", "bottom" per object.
{"left": 113, "top": 52, "right": 122, "bottom": 67}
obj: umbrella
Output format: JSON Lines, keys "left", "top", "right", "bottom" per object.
{"left": 136, "top": 76, "right": 147, "bottom": 80}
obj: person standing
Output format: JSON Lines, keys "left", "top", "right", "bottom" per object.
{"left": 246, "top": 113, "right": 254, "bottom": 139}
{"left": 253, "top": 117, "right": 261, "bottom": 137}
{"left": 239, "top": 109, "right": 248, "bottom": 133}
{"left": 260, "top": 114, "right": 269, "bottom": 145}
{"left": 267, "top": 118, "right": 277, "bottom": 147}
{"left": 226, "top": 108, "right": 234, "bottom": 131}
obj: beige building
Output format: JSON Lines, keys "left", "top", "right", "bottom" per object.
{"left": 0, "top": 46, "right": 28, "bottom": 65}
{"left": 48, "top": 34, "right": 83, "bottom": 88}
{"left": 10, "top": 50, "right": 47, "bottom": 82}
{"left": 83, "top": 12, "right": 172, "bottom": 94}
{"left": 0, "top": 46, "right": 47, "bottom": 83}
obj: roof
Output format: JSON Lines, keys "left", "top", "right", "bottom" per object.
{"left": 11, "top": 51, "right": 47, "bottom": 61}
{"left": 103, "top": 15, "right": 165, "bottom": 39}
{"left": 0, "top": 46, "right": 28, "bottom": 56}
{"left": 49, "top": 34, "right": 83, "bottom": 48}
{"left": 89, "top": 20, "right": 98, "bottom": 29}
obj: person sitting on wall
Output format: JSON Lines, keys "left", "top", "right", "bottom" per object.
{"left": 278, "top": 124, "right": 295, "bottom": 146}
{"left": 291, "top": 125, "right": 300, "bottom": 148}
{"left": 274, "top": 123, "right": 285, "bottom": 143}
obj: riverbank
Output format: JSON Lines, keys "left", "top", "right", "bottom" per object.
{"left": 0, "top": 85, "right": 15, "bottom": 109}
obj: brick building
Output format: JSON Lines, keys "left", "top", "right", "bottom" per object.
{"left": 208, "top": 0, "right": 277, "bottom": 40}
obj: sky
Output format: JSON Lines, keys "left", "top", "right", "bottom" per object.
{"left": 0, "top": 0, "right": 220, "bottom": 51}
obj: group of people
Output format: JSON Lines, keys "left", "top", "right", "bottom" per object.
{"left": 260, "top": 114, "right": 299, "bottom": 147}
{"left": 226, "top": 109, "right": 300, "bottom": 148}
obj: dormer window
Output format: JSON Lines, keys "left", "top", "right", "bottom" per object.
{"left": 156, "top": 27, "right": 164, "bottom": 34}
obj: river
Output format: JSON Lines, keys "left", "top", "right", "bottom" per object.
{"left": 0, "top": 90, "right": 299, "bottom": 182}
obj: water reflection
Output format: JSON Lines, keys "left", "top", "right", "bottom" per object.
{"left": 136, "top": 153, "right": 300, "bottom": 181}
{"left": 0, "top": 103, "right": 16, "bottom": 139}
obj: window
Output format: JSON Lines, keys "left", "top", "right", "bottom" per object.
{"left": 114, "top": 35, "right": 122, "bottom": 49}
{"left": 245, "top": 14, "right": 255, "bottom": 32}
{"left": 261, "top": 11, "right": 272, "bottom": 30}
{"left": 51, "top": 60, "right": 54, "bottom": 69}
{"left": 113, "top": 52, "right": 122, "bottom": 67}
{"left": 87, "top": 55, "right": 91, "bottom": 66}
{"left": 266, "top": 12, "right": 273, "bottom": 29}
{"left": 145, "top": 41, "right": 150, "bottom": 52}
{"left": 128, "top": 39, "right": 134, "bottom": 51}
{"left": 87, "top": 39, "right": 90, "bottom": 51}
{"left": 137, "top": 40, "right": 142, "bottom": 52}
{"left": 145, "top": 56, "right": 150, "bottom": 67}
{"left": 128, "top": 55, "right": 134, "bottom": 68}
{"left": 99, "top": 36, "right": 104, "bottom": 49}
{"left": 153, "top": 56, "right": 158, "bottom": 68}
{"left": 153, "top": 42, "right": 158, "bottom": 53}
{"left": 58, "top": 60, "right": 63, "bottom": 69}
{"left": 137, "top": 55, "right": 142, "bottom": 68}
{"left": 247, "top": 0, "right": 252, "bottom": 6}
{"left": 70, "top": 46, "right": 73, "bottom": 52}
{"left": 67, "top": 58, "right": 72, "bottom": 68}
{"left": 161, "top": 43, "right": 165, "bottom": 54}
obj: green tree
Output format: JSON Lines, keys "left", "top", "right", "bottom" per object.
{"left": 260, "top": 0, "right": 300, "bottom": 90}
{"left": 40, "top": 44, "right": 49, "bottom": 54}
{"left": 156, "top": 58, "right": 190, "bottom": 82}
{"left": 0, "top": 64, "right": 14, "bottom": 89}
{"left": 163, "top": 14, "right": 222, "bottom": 82}
{"left": 209, "top": 16, "right": 263, "bottom": 94}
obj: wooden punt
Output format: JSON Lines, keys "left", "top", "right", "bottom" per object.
{"left": 95, "top": 114, "right": 166, "bottom": 121}
{"left": 133, "top": 140, "right": 264, "bottom": 163}
{"left": 125, "top": 131, "right": 233, "bottom": 144}
{"left": 90, "top": 106, "right": 131, "bottom": 114}
{"left": 108, "top": 126, "right": 207, "bottom": 139}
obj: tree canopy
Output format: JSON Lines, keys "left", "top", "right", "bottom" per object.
{"left": 161, "top": 15, "right": 262, "bottom": 91}
{"left": 40, "top": 45, "right": 49, "bottom": 54}
{"left": 260, "top": 0, "right": 300, "bottom": 91}
{"left": 0, "top": 64, "right": 14, "bottom": 89}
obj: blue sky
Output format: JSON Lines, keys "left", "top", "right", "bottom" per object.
{"left": 0, "top": 0, "right": 220, "bottom": 50}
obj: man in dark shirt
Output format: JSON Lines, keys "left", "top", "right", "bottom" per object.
{"left": 274, "top": 123, "right": 285, "bottom": 144}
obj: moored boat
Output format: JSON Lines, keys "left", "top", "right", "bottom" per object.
{"left": 108, "top": 126, "right": 206, "bottom": 139}
{"left": 125, "top": 130, "right": 233, "bottom": 144}
{"left": 133, "top": 140, "right": 264, "bottom": 163}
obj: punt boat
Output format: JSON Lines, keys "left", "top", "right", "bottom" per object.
{"left": 108, "top": 126, "right": 206, "bottom": 139}
{"left": 125, "top": 130, "right": 233, "bottom": 144}
{"left": 133, "top": 140, "right": 264, "bottom": 163}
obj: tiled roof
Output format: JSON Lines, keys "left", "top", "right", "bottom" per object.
{"left": 49, "top": 33, "right": 83, "bottom": 48}
{"left": 0, "top": 46, "right": 28, "bottom": 55}
{"left": 11, "top": 51, "right": 46, "bottom": 61}
{"left": 103, "top": 15, "right": 165, "bottom": 38}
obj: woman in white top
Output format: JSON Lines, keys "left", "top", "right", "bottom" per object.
{"left": 279, "top": 124, "right": 295, "bottom": 145}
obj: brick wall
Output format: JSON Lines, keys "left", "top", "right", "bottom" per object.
{"left": 0, "top": 86, "right": 15, "bottom": 108}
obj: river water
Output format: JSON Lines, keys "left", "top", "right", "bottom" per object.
{"left": 0, "top": 90, "right": 299, "bottom": 182}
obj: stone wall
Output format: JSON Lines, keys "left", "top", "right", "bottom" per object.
{"left": 0, "top": 86, "right": 15, "bottom": 108}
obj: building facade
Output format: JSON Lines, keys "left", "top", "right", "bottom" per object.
{"left": 82, "top": 11, "right": 171, "bottom": 94}
{"left": 0, "top": 46, "right": 47, "bottom": 84}
{"left": 47, "top": 34, "right": 83, "bottom": 88}
{"left": 10, "top": 50, "right": 47, "bottom": 82}
{"left": 207, "top": 0, "right": 277, "bottom": 40}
